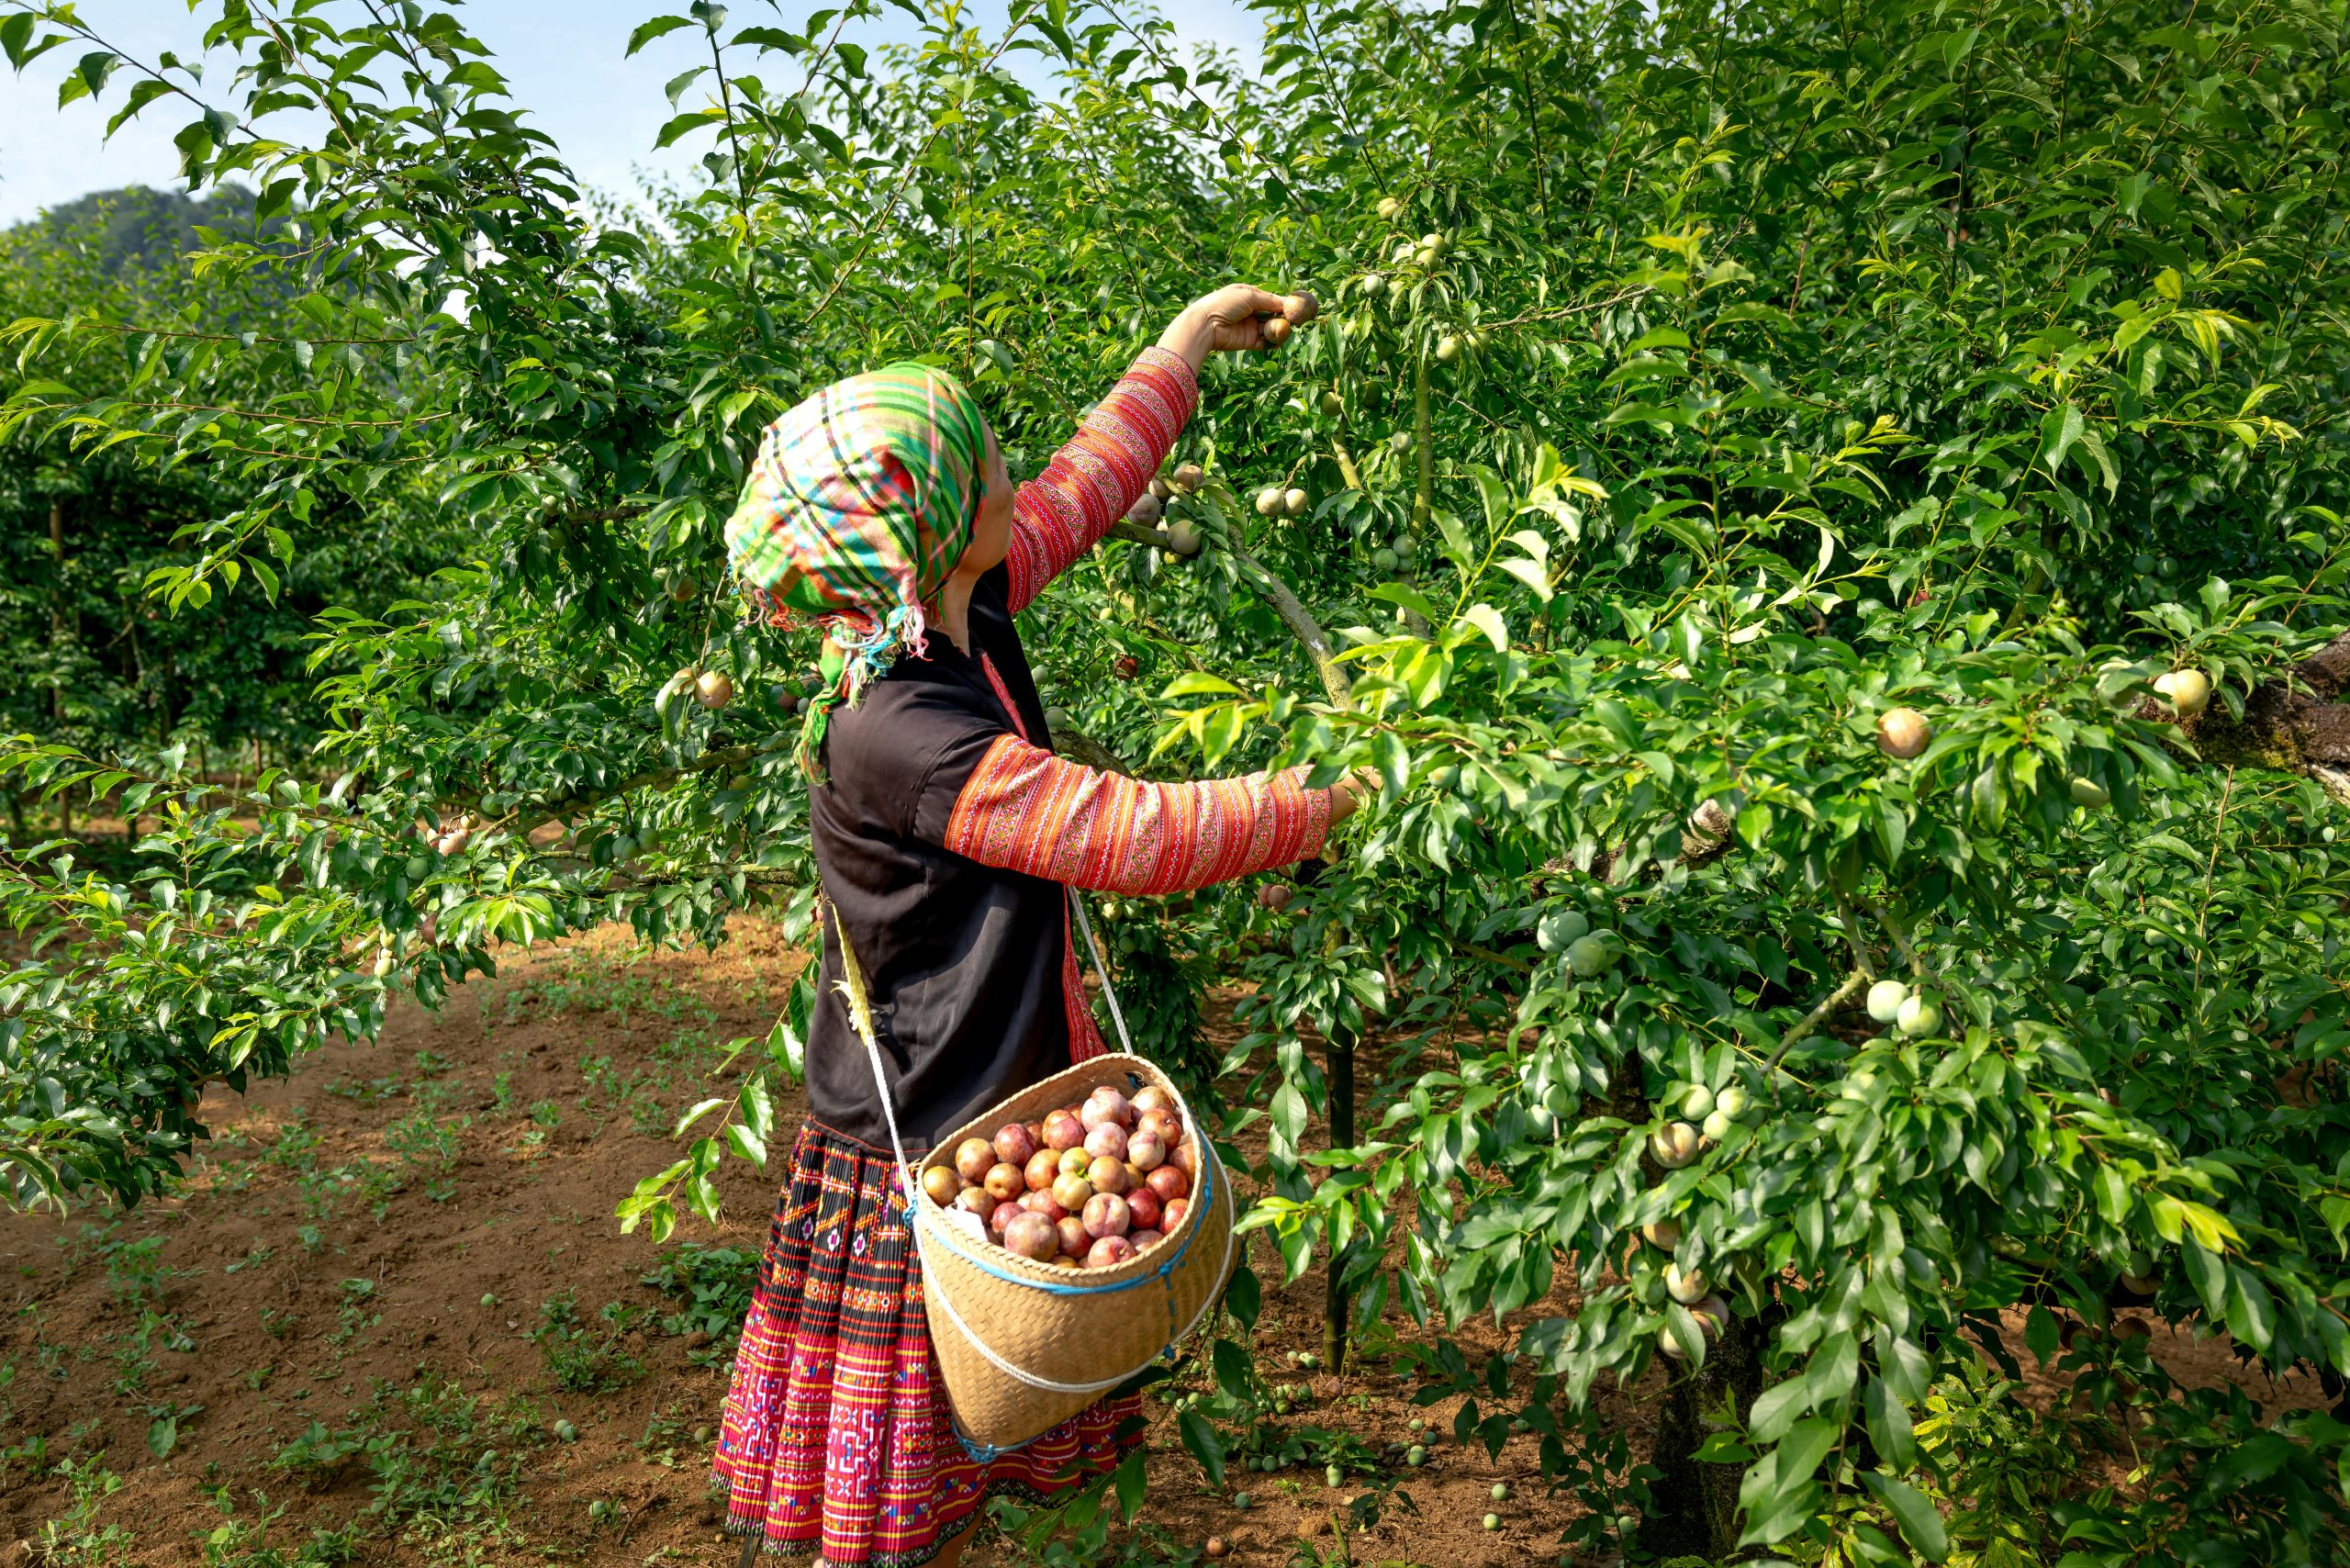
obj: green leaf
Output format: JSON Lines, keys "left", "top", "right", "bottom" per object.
{"left": 1860, "top": 1472, "right": 1949, "bottom": 1562}
{"left": 1159, "top": 671, "right": 1243, "bottom": 699}
{"left": 1862, "top": 1376, "right": 1917, "bottom": 1473}
{"left": 627, "top": 16, "right": 698, "bottom": 54}
{"left": 2039, "top": 403, "right": 2085, "bottom": 477}
{"left": 1176, "top": 1407, "right": 1224, "bottom": 1484}
{"left": 1456, "top": 603, "right": 1508, "bottom": 653}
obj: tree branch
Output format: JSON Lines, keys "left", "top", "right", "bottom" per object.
{"left": 1769, "top": 969, "right": 1869, "bottom": 1066}
{"left": 1221, "top": 539, "right": 1353, "bottom": 710}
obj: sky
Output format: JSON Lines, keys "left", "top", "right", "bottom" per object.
{"left": 0, "top": 0, "right": 1267, "bottom": 227}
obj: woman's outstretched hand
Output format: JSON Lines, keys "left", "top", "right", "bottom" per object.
{"left": 1157, "top": 284, "right": 1317, "bottom": 372}
{"left": 1326, "top": 767, "right": 1380, "bottom": 826}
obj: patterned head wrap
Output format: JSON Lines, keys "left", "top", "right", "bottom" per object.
{"left": 724, "top": 362, "right": 989, "bottom": 778}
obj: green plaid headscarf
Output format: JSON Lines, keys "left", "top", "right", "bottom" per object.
{"left": 724, "top": 362, "right": 988, "bottom": 778}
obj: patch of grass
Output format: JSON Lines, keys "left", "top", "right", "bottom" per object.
{"left": 639, "top": 1242, "right": 758, "bottom": 1362}
{"left": 384, "top": 1109, "right": 468, "bottom": 1204}
{"left": 530, "top": 1290, "right": 648, "bottom": 1392}
{"left": 109, "top": 1307, "right": 193, "bottom": 1396}
{"left": 267, "top": 1421, "right": 372, "bottom": 1488}
{"left": 500, "top": 946, "right": 718, "bottom": 1039}
{"left": 104, "top": 1232, "right": 191, "bottom": 1309}
{"left": 37, "top": 1456, "right": 136, "bottom": 1568}
{"left": 331, "top": 1279, "right": 380, "bottom": 1346}
{"left": 195, "top": 1491, "right": 359, "bottom": 1568}
{"left": 510, "top": 1096, "right": 560, "bottom": 1157}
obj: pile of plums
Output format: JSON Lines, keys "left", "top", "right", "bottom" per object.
{"left": 922, "top": 1082, "right": 1201, "bottom": 1269}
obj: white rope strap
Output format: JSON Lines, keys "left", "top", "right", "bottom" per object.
{"left": 1069, "top": 890, "right": 1135, "bottom": 1054}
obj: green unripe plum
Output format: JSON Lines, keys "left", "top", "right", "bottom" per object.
{"left": 1406, "top": 1445, "right": 1427, "bottom": 1466}
{"left": 1360, "top": 273, "right": 1387, "bottom": 297}
{"left": 1233, "top": 1492, "right": 1252, "bottom": 1510}
{"left": 1167, "top": 520, "right": 1203, "bottom": 557}
{"left": 1700, "top": 1108, "right": 1732, "bottom": 1142}
{"left": 1319, "top": 389, "right": 1345, "bottom": 418}
{"left": 1389, "top": 430, "right": 1411, "bottom": 453}
{"left": 1326, "top": 1463, "right": 1343, "bottom": 1486}
{"left": 1714, "top": 1085, "right": 1750, "bottom": 1119}
{"left": 1492, "top": 1483, "right": 1510, "bottom": 1502}
{"left": 1865, "top": 979, "right": 1910, "bottom": 1024}
{"left": 1393, "top": 535, "right": 1416, "bottom": 562}
{"left": 1565, "top": 932, "right": 1618, "bottom": 977}
{"left": 1681, "top": 1083, "right": 1715, "bottom": 1119}
{"left": 1483, "top": 1513, "right": 1501, "bottom": 1532}
{"left": 1897, "top": 994, "right": 1942, "bottom": 1037}
{"left": 553, "top": 1419, "right": 578, "bottom": 1442}
{"left": 1435, "top": 334, "right": 1461, "bottom": 364}
{"left": 1421, "top": 231, "right": 1447, "bottom": 252}
{"left": 1371, "top": 547, "right": 1399, "bottom": 571}
{"left": 1283, "top": 487, "right": 1310, "bottom": 517}
{"left": 1538, "top": 909, "right": 1589, "bottom": 950}
{"left": 1256, "top": 487, "right": 1283, "bottom": 518}
{"left": 2070, "top": 776, "right": 2110, "bottom": 808}
{"left": 1376, "top": 196, "right": 1404, "bottom": 219}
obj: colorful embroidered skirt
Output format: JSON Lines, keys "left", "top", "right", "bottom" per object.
{"left": 715, "top": 1120, "right": 1143, "bottom": 1565}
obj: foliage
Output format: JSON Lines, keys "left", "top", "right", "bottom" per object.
{"left": 528, "top": 1290, "right": 649, "bottom": 1393}
{"left": 0, "top": 189, "right": 455, "bottom": 785}
{"left": 3, "top": 0, "right": 2349, "bottom": 1557}
{"left": 638, "top": 1240, "right": 759, "bottom": 1342}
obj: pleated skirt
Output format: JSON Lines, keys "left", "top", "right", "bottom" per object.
{"left": 714, "top": 1120, "right": 1143, "bottom": 1565}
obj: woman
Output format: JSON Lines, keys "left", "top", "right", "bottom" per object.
{"left": 713, "top": 283, "right": 1368, "bottom": 1568}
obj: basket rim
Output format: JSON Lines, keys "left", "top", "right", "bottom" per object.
{"left": 913, "top": 1053, "right": 1224, "bottom": 1289}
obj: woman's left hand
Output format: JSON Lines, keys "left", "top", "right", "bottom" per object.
{"left": 1158, "top": 284, "right": 1310, "bottom": 369}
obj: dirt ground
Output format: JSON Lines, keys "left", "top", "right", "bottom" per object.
{"left": 0, "top": 918, "right": 2328, "bottom": 1568}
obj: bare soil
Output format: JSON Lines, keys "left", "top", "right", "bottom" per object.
{"left": 0, "top": 919, "right": 2325, "bottom": 1568}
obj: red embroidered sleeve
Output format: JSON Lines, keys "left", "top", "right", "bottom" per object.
{"left": 1002, "top": 346, "right": 1198, "bottom": 615}
{"left": 942, "top": 735, "right": 1332, "bottom": 895}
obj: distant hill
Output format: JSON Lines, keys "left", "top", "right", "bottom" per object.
{"left": 11, "top": 184, "right": 274, "bottom": 273}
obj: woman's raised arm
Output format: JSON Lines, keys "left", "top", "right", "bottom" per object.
{"left": 932, "top": 734, "right": 1360, "bottom": 895}
{"left": 1002, "top": 347, "right": 1196, "bottom": 614}
{"left": 1002, "top": 284, "right": 1297, "bottom": 615}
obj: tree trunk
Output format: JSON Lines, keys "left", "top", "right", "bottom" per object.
{"left": 49, "top": 501, "right": 66, "bottom": 729}
{"left": 1322, "top": 1026, "right": 1357, "bottom": 1374}
{"left": 1639, "top": 1310, "right": 1774, "bottom": 1558}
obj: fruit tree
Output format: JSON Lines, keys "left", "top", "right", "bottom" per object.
{"left": 5, "top": 0, "right": 2350, "bottom": 1558}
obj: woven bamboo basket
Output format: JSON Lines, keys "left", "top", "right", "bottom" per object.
{"left": 828, "top": 890, "right": 1237, "bottom": 1456}
{"left": 909, "top": 1053, "right": 1237, "bottom": 1451}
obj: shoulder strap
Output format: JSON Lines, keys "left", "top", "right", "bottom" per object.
{"left": 1068, "top": 890, "right": 1135, "bottom": 1054}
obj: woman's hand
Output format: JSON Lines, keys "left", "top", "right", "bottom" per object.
{"left": 1326, "top": 767, "right": 1380, "bottom": 826}
{"left": 1157, "top": 284, "right": 1315, "bottom": 372}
